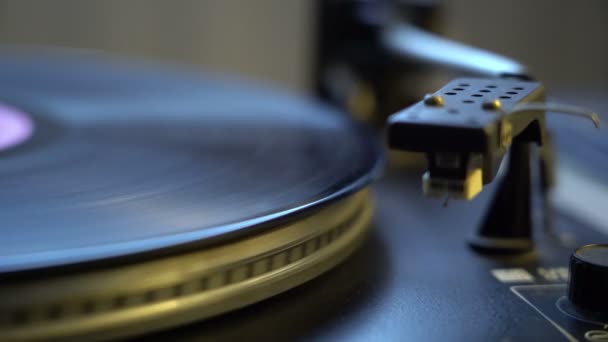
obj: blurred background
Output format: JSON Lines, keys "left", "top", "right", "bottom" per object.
{"left": 0, "top": 0, "right": 606, "bottom": 93}
{"left": 0, "top": 0, "right": 606, "bottom": 230}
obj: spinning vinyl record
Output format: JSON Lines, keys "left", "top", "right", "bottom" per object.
{"left": 0, "top": 50, "right": 382, "bottom": 340}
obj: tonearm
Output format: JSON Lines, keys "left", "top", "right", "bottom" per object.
{"left": 387, "top": 77, "right": 599, "bottom": 254}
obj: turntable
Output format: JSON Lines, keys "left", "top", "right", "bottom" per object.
{"left": 1, "top": 4, "right": 608, "bottom": 342}
{"left": 0, "top": 50, "right": 384, "bottom": 340}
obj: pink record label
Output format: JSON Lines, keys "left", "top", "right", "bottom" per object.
{"left": 0, "top": 103, "right": 34, "bottom": 151}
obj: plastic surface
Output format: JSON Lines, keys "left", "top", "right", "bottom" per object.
{"left": 568, "top": 244, "right": 608, "bottom": 313}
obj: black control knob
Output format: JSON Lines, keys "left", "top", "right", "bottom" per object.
{"left": 568, "top": 244, "right": 608, "bottom": 314}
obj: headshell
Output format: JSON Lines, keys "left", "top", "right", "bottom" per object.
{"left": 387, "top": 78, "right": 546, "bottom": 200}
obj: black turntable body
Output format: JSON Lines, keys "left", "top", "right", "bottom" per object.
{"left": 0, "top": 48, "right": 607, "bottom": 342}
{"left": 153, "top": 174, "right": 607, "bottom": 342}
{"left": 152, "top": 121, "right": 608, "bottom": 340}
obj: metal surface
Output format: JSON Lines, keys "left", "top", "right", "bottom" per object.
{"left": 0, "top": 190, "right": 372, "bottom": 341}
{"left": 388, "top": 77, "right": 545, "bottom": 186}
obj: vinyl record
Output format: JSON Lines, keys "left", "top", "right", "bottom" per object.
{"left": 0, "top": 50, "right": 382, "bottom": 340}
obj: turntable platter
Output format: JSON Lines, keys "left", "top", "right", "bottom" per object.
{"left": 0, "top": 52, "right": 382, "bottom": 274}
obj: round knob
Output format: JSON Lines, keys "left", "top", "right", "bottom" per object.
{"left": 568, "top": 244, "right": 608, "bottom": 313}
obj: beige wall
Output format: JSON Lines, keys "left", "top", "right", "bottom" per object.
{"left": 441, "top": 0, "right": 608, "bottom": 88}
{"left": 0, "top": 0, "right": 315, "bottom": 91}
{"left": 0, "top": 0, "right": 605, "bottom": 91}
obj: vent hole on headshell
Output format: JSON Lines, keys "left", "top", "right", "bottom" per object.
{"left": 445, "top": 92, "right": 457, "bottom": 95}
{"left": 453, "top": 87, "right": 464, "bottom": 91}
{"left": 513, "top": 87, "right": 524, "bottom": 90}
{"left": 506, "top": 91, "right": 518, "bottom": 95}
{"left": 471, "top": 94, "right": 483, "bottom": 97}
{"left": 458, "top": 83, "right": 470, "bottom": 87}
{"left": 462, "top": 100, "right": 474, "bottom": 103}
{"left": 486, "top": 85, "right": 497, "bottom": 88}
{"left": 499, "top": 96, "right": 511, "bottom": 99}
{"left": 479, "top": 89, "right": 490, "bottom": 93}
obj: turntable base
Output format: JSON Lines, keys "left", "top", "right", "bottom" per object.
{"left": 148, "top": 169, "right": 608, "bottom": 342}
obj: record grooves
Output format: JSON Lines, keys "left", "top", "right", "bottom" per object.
{"left": 0, "top": 51, "right": 382, "bottom": 340}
